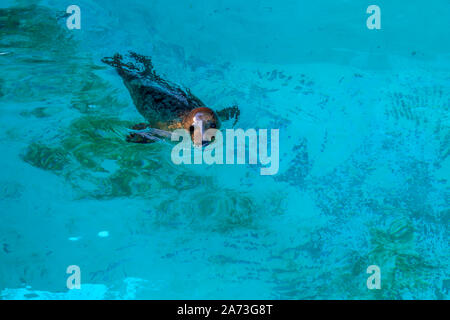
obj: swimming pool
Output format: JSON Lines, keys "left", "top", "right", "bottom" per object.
{"left": 0, "top": 0, "right": 448, "bottom": 299}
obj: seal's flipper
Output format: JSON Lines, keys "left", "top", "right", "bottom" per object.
{"left": 126, "top": 132, "right": 161, "bottom": 144}
{"left": 126, "top": 123, "right": 171, "bottom": 144}
{"left": 216, "top": 105, "right": 240, "bottom": 127}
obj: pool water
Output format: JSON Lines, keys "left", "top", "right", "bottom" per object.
{"left": 0, "top": 0, "right": 448, "bottom": 299}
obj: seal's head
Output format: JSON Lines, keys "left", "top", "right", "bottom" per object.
{"left": 182, "top": 107, "right": 219, "bottom": 147}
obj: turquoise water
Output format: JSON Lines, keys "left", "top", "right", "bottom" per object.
{"left": 0, "top": 0, "right": 448, "bottom": 299}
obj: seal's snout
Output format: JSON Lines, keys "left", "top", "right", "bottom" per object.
{"left": 190, "top": 123, "right": 217, "bottom": 147}
{"left": 183, "top": 107, "right": 220, "bottom": 148}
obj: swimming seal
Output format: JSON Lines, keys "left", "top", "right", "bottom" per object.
{"left": 101, "top": 52, "right": 239, "bottom": 147}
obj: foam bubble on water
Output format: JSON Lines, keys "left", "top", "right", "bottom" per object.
{"left": 98, "top": 231, "right": 109, "bottom": 238}
{"left": 0, "top": 278, "right": 149, "bottom": 300}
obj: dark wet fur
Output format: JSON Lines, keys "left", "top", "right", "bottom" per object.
{"left": 102, "top": 52, "right": 205, "bottom": 126}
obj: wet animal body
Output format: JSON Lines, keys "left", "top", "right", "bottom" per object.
{"left": 102, "top": 52, "right": 239, "bottom": 146}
